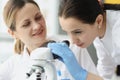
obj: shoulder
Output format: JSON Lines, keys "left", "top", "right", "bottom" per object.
{"left": 0, "top": 54, "right": 21, "bottom": 74}
{"left": 8, "top": 54, "right": 21, "bottom": 61}
{"left": 1, "top": 54, "right": 22, "bottom": 67}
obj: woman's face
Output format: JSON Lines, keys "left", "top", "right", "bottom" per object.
{"left": 59, "top": 17, "right": 99, "bottom": 48}
{"left": 13, "top": 3, "right": 47, "bottom": 51}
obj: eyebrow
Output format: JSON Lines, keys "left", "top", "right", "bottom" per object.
{"left": 23, "top": 19, "right": 30, "bottom": 22}
{"left": 20, "top": 19, "right": 30, "bottom": 26}
{"left": 22, "top": 11, "right": 41, "bottom": 24}
{"left": 71, "top": 29, "right": 82, "bottom": 32}
{"left": 35, "top": 11, "right": 41, "bottom": 16}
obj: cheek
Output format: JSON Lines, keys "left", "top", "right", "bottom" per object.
{"left": 80, "top": 33, "right": 94, "bottom": 45}
{"left": 17, "top": 30, "right": 30, "bottom": 42}
{"left": 41, "top": 19, "right": 46, "bottom": 27}
{"left": 19, "top": 34, "right": 29, "bottom": 41}
{"left": 84, "top": 33, "right": 96, "bottom": 44}
{"left": 81, "top": 34, "right": 89, "bottom": 42}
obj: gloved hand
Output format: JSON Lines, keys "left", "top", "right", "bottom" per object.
{"left": 47, "top": 42, "right": 88, "bottom": 80}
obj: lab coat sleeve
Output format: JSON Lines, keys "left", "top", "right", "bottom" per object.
{"left": 94, "top": 38, "right": 115, "bottom": 80}
{"left": 112, "top": 16, "right": 120, "bottom": 65}
{"left": 70, "top": 44, "right": 98, "bottom": 75}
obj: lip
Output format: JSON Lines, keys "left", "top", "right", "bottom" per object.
{"left": 76, "top": 43, "right": 84, "bottom": 47}
{"left": 32, "top": 28, "right": 43, "bottom": 36}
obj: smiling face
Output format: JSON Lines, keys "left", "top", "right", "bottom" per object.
{"left": 59, "top": 17, "right": 100, "bottom": 48}
{"left": 12, "top": 3, "right": 47, "bottom": 51}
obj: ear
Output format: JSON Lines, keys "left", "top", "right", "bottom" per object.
{"left": 8, "top": 29, "right": 17, "bottom": 39}
{"left": 95, "top": 14, "right": 103, "bottom": 28}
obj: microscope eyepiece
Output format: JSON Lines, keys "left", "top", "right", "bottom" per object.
{"left": 40, "top": 40, "right": 70, "bottom": 59}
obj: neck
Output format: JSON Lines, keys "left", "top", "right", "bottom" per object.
{"left": 27, "top": 39, "right": 49, "bottom": 55}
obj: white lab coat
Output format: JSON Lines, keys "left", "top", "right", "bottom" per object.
{"left": 93, "top": 10, "right": 120, "bottom": 80}
{"left": 0, "top": 37, "right": 97, "bottom": 80}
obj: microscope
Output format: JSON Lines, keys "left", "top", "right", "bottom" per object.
{"left": 26, "top": 47, "right": 57, "bottom": 80}
{"left": 111, "top": 65, "right": 120, "bottom": 80}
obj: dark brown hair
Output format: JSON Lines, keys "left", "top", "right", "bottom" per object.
{"left": 58, "top": 0, "right": 103, "bottom": 24}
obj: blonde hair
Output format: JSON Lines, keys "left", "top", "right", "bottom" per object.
{"left": 3, "top": 0, "right": 40, "bottom": 54}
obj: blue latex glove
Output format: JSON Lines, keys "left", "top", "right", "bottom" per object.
{"left": 47, "top": 42, "right": 88, "bottom": 80}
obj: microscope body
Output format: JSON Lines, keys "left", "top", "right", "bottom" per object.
{"left": 111, "top": 65, "right": 120, "bottom": 80}
{"left": 26, "top": 47, "right": 57, "bottom": 80}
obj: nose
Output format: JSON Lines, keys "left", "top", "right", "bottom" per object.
{"left": 33, "top": 22, "right": 41, "bottom": 30}
{"left": 70, "top": 35, "right": 80, "bottom": 44}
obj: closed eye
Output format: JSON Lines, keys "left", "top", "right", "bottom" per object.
{"left": 72, "top": 30, "right": 82, "bottom": 34}
{"left": 22, "top": 21, "right": 31, "bottom": 28}
{"left": 35, "top": 15, "right": 42, "bottom": 21}
{"left": 35, "top": 12, "right": 43, "bottom": 22}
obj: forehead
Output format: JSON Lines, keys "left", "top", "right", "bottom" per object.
{"left": 59, "top": 17, "right": 88, "bottom": 30}
{"left": 15, "top": 3, "right": 40, "bottom": 25}
{"left": 16, "top": 3, "right": 39, "bottom": 18}
{"left": 59, "top": 17, "right": 96, "bottom": 34}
